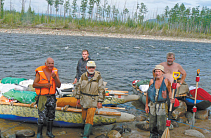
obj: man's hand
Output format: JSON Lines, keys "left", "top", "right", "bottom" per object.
{"left": 170, "top": 98, "right": 175, "bottom": 103}
{"left": 177, "top": 83, "right": 181, "bottom": 88}
{"left": 76, "top": 99, "right": 80, "bottom": 106}
{"left": 73, "top": 78, "right": 77, "bottom": 84}
{"left": 97, "top": 102, "right": 102, "bottom": 109}
{"left": 145, "top": 105, "right": 149, "bottom": 113}
{"left": 51, "top": 71, "right": 56, "bottom": 78}
{"left": 45, "top": 83, "right": 52, "bottom": 88}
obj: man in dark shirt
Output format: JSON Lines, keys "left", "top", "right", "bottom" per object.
{"left": 73, "top": 49, "right": 91, "bottom": 84}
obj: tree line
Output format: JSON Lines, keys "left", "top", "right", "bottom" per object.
{"left": 0, "top": 0, "right": 211, "bottom": 38}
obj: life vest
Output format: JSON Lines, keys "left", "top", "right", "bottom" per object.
{"left": 147, "top": 77, "right": 168, "bottom": 103}
{"left": 35, "top": 66, "right": 58, "bottom": 95}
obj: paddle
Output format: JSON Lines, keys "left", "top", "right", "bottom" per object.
{"left": 162, "top": 72, "right": 180, "bottom": 138}
{"left": 191, "top": 69, "right": 200, "bottom": 129}
{"left": 105, "top": 89, "right": 129, "bottom": 93}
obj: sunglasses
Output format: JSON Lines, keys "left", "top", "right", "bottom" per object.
{"left": 88, "top": 67, "right": 95, "bottom": 69}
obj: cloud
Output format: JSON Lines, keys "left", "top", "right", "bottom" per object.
{"left": 2, "top": 0, "right": 211, "bottom": 20}
{"left": 197, "top": 1, "right": 211, "bottom": 7}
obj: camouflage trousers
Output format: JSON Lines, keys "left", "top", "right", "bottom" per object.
{"left": 37, "top": 95, "right": 56, "bottom": 125}
{"left": 149, "top": 101, "right": 167, "bottom": 135}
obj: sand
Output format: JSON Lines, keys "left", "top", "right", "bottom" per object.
{"left": 0, "top": 28, "right": 211, "bottom": 43}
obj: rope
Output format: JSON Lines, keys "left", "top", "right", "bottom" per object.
{"left": 174, "top": 120, "right": 211, "bottom": 132}
{"left": 1, "top": 122, "right": 24, "bottom": 133}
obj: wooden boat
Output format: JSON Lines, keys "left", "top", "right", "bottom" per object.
{"left": 0, "top": 102, "right": 135, "bottom": 128}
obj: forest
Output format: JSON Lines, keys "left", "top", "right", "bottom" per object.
{"left": 0, "top": 0, "right": 211, "bottom": 39}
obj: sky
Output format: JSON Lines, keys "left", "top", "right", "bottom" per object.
{"left": 3, "top": 0, "right": 211, "bottom": 20}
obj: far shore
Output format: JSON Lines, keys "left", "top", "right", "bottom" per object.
{"left": 1, "top": 28, "right": 211, "bottom": 43}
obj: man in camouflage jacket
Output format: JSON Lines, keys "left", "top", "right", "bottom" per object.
{"left": 75, "top": 61, "right": 105, "bottom": 138}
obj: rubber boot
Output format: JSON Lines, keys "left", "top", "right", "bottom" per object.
{"left": 46, "top": 121, "right": 55, "bottom": 138}
{"left": 37, "top": 124, "right": 43, "bottom": 138}
{"left": 83, "top": 123, "right": 92, "bottom": 138}
{"left": 150, "top": 132, "right": 158, "bottom": 138}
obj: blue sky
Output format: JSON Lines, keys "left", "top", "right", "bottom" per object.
{"left": 3, "top": 0, "right": 211, "bottom": 19}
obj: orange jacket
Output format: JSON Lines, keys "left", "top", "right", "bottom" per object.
{"left": 35, "top": 66, "right": 58, "bottom": 95}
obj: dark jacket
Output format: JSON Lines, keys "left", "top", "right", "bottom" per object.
{"left": 75, "top": 57, "right": 92, "bottom": 80}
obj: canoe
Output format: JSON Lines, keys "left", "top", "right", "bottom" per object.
{"left": 132, "top": 86, "right": 147, "bottom": 105}
{"left": 0, "top": 102, "right": 135, "bottom": 128}
{"left": 183, "top": 97, "right": 211, "bottom": 110}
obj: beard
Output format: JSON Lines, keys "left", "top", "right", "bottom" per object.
{"left": 167, "top": 61, "right": 173, "bottom": 65}
{"left": 87, "top": 69, "right": 95, "bottom": 74}
{"left": 155, "top": 74, "right": 163, "bottom": 79}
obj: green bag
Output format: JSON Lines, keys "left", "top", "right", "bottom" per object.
{"left": 3, "top": 89, "right": 37, "bottom": 104}
{"left": 1, "top": 77, "right": 27, "bottom": 84}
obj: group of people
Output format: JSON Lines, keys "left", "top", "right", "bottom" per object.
{"left": 33, "top": 49, "right": 104, "bottom": 138}
{"left": 146, "top": 52, "right": 186, "bottom": 138}
{"left": 32, "top": 50, "right": 186, "bottom": 138}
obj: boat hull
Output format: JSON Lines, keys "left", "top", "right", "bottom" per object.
{"left": 0, "top": 104, "right": 134, "bottom": 127}
{"left": 184, "top": 97, "right": 211, "bottom": 110}
{"left": 132, "top": 87, "right": 146, "bottom": 105}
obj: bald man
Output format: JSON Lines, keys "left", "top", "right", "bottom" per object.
{"left": 33, "top": 57, "right": 61, "bottom": 138}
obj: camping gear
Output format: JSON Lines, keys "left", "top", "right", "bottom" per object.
{"left": 1, "top": 77, "right": 27, "bottom": 84}
{"left": 191, "top": 69, "right": 200, "bottom": 129}
{"left": 3, "top": 89, "right": 37, "bottom": 104}
{"left": 56, "top": 96, "right": 140, "bottom": 107}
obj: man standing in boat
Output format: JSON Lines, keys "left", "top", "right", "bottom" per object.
{"left": 33, "top": 57, "right": 61, "bottom": 138}
{"left": 73, "top": 49, "right": 92, "bottom": 84}
{"left": 145, "top": 65, "right": 174, "bottom": 138}
{"left": 75, "top": 61, "right": 105, "bottom": 138}
{"left": 160, "top": 52, "right": 186, "bottom": 87}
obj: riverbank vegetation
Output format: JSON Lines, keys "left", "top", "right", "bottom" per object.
{"left": 0, "top": 0, "right": 211, "bottom": 39}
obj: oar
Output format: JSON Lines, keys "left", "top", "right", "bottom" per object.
{"left": 191, "top": 69, "right": 200, "bottom": 129}
{"left": 103, "top": 107, "right": 125, "bottom": 110}
{"left": 105, "top": 90, "right": 129, "bottom": 93}
{"left": 163, "top": 72, "right": 180, "bottom": 138}
{"left": 105, "top": 93, "right": 128, "bottom": 96}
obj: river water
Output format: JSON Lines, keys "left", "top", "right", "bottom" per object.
{"left": 0, "top": 32, "right": 211, "bottom": 137}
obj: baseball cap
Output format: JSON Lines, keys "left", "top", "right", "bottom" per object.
{"left": 87, "top": 61, "right": 96, "bottom": 67}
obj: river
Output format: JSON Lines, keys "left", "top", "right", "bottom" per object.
{"left": 0, "top": 32, "right": 211, "bottom": 137}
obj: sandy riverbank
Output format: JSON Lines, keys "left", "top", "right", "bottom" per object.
{"left": 0, "top": 28, "right": 211, "bottom": 43}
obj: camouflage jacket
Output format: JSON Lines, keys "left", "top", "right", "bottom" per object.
{"left": 75, "top": 71, "right": 105, "bottom": 108}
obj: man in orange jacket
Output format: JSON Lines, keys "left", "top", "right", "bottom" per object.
{"left": 33, "top": 57, "right": 61, "bottom": 138}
